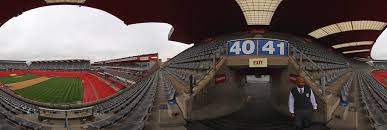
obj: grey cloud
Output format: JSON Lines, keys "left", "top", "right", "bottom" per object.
{"left": 0, "top": 5, "right": 191, "bottom": 62}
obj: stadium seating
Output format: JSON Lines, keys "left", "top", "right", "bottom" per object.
{"left": 0, "top": 86, "right": 44, "bottom": 129}
{"left": 357, "top": 71, "right": 387, "bottom": 130}
{"left": 102, "top": 68, "right": 141, "bottom": 82}
{"left": 164, "top": 38, "right": 227, "bottom": 86}
{"left": 164, "top": 32, "right": 350, "bottom": 90}
{"left": 89, "top": 72, "right": 157, "bottom": 129}
{"left": 261, "top": 33, "right": 350, "bottom": 87}
{"left": 289, "top": 39, "right": 349, "bottom": 86}
{"left": 0, "top": 63, "right": 28, "bottom": 70}
{"left": 30, "top": 60, "right": 90, "bottom": 70}
{"left": 0, "top": 89, "right": 38, "bottom": 114}
{"left": 159, "top": 71, "right": 176, "bottom": 101}
{"left": 372, "top": 62, "right": 387, "bottom": 69}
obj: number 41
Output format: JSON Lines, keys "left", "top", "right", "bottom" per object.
{"left": 262, "top": 41, "right": 285, "bottom": 55}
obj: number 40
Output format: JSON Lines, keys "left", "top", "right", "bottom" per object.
{"left": 229, "top": 40, "right": 255, "bottom": 55}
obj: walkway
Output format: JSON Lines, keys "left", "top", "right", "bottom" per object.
{"left": 187, "top": 83, "right": 329, "bottom": 130}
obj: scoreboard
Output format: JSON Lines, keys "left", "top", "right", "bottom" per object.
{"left": 227, "top": 38, "right": 289, "bottom": 56}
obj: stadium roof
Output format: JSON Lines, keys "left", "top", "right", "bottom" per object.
{"left": 0, "top": 60, "right": 26, "bottom": 64}
{"left": 93, "top": 53, "right": 158, "bottom": 64}
{"left": 1, "top": 0, "right": 386, "bottom": 58}
{"left": 31, "top": 59, "right": 90, "bottom": 63}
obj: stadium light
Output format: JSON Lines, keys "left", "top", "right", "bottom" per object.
{"left": 235, "top": 0, "right": 283, "bottom": 25}
{"left": 332, "top": 41, "right": 374, "bottom": 49}
{"left": 309, "top": 20, "right": 387, "bottom": 39}
{"left": 342, "top": 49, "right": 370, "bottom": 54}
{"left": 45, "top": 0, "right": 87, "bottom": 4}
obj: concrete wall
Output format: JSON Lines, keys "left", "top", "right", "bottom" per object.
{"left": 187, "top": 60, "right": 247, "bottom": 120}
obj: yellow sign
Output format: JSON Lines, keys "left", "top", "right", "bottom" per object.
{"left": 249, "top": 58, "right": 268, "bottom": 67}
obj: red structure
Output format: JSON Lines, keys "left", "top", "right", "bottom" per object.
{"left": 0, "top": 71, "right": 28, "bottom": 77}
{"left": 371, "top": 70, "right": 387, "bottom": 87}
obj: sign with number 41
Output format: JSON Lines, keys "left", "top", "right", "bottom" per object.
{"left": 227, "top": 38, "right": 288, "bottom": 56}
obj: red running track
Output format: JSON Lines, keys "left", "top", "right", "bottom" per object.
{"left": 82, "top": 74, "right": 117, "bottom": 99}
{"left": 0, "top": 70, "right": 118, "bottom": 103}
{"left": 371, "top": 70, "right": 387, "bottom": 87}
{"left": 0, "top": 71, "right": 28, "bottom": 77}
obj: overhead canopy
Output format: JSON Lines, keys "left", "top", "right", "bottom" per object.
{"left": 31, "top": 59, "right": 90, "bottom": 63}
{"left": 1, "top": 0, "right": 386, "bottom": 58}
{"left": 0, "top": 60, "right": 27, "bottom": 64}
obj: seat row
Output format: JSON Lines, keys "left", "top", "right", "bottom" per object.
{"left": 102, "top": 68, "right": 140, "bottom": 82}
{"left": 303, "top": 62, "right": 347, "bottom": 71}
{"left": 170, "top": 41, "right": 225, "bottom": 65}
{"left": 30, "top": 62, "right": 90, "bottom": 70}
{"left": 358, "top": 72, "right": 387, "bottom": 130}
{"left": 93, "top": 74, "right": 155, "bottom": 113}
{"left": 169, "top": 60, "right": 213, "bottom": 70}
{"left": 164, "top": 68, "right": 206, "bottom": 86}
{"left": 0, "top": 107, "right": 45, "bottom": 130}
{"left": 0, "top": 88, "right": 38, "bottom": 114}
{"left": 261, "top": 33, "right": 348, "bottom": 65}
{"left": 88, "top": 72, "right": 157, "bottom": 129}
{"left": 159, "top": 71, "right": 176, "bottom": 101}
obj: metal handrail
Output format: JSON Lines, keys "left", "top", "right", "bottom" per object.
{"left": 289, "top": 44, "right": 327, "bottom": 95}
{"left": 194, "top": 55, "right": 225, "bottom": 87}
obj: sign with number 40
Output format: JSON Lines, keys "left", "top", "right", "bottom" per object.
{"left": 227, "top": 39, "right": 288, "bottom": 56}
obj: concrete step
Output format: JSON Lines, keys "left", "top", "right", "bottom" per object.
{"left": 333, "top": 104, "right": 349, "bottom": 120}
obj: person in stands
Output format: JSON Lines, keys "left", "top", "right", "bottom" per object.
{"left": 288, "top": 76, "right": 318, "bottom": 130}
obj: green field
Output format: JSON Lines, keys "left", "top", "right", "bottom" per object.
{"left": 15, "top": 77, "right": 84, "bottom": 104}
{"left": 0, "top": 74, "right": 40, "bottom": 84}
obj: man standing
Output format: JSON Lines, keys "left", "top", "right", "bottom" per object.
{"left": 288, "top": 76, "right": 318, "bottom": 130}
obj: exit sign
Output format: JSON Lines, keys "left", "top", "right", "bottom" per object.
{"left": 249, "top": 58, "right": 268, "bottom": 67}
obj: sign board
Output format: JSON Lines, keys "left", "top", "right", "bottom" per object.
{"left": 249, "top": 58, "right": 268, "bottom": 67}
{"left": 227, "top": 38, "right": 288, "bottom": 56}
{"left": 215, "top": 74, "right": 226, "bottom": 84}
{"left": 139, "top": 56, "right": 149, "bottom": 61}
{"left": 125, "top": 57, "right": 138, "bottom": 61}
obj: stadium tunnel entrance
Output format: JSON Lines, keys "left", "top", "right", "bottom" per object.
{"left": 180, "top": 60, "right": 300, "bottom": 129}
{"left": 176, "top": 55, "right": 294, "bottom": 120}
{"left": 174, "top": 34, "right": 334, "bottom": 130}
{"left": 179, "top": 53, "right": 330, "bottom": 129}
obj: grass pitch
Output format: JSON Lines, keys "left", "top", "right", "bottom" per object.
{"left": 0, "top": 74, "right": 40, "bottom": 84}
{"left": 15, "top": 77, "right": 84, "bottom": 104}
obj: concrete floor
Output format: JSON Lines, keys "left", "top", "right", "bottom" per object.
{"left": 187, "top": 83, "right": 330, "bottom": 130}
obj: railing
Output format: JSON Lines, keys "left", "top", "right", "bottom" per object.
{"left": 194, "top": 54, "right": 225, "bottom": 88}
{"left": 289, "top": 44, "right": 327, "bottom": 95}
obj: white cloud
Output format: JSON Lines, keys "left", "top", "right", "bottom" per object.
{"left": 0, "top": 5, "right": 192, "bottom": 62}
{"left": 371, "top": 29, "right": 387, "bottom": 60}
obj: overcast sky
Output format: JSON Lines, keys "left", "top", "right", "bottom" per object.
{"left": 0, "top": 5, "right": 386, "bottom": 62}
{"left": 0, "top": 5, "right": 192, "bottom": 62}
{"left": 371, "top": 29, "right": 387, "bottom": 60}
